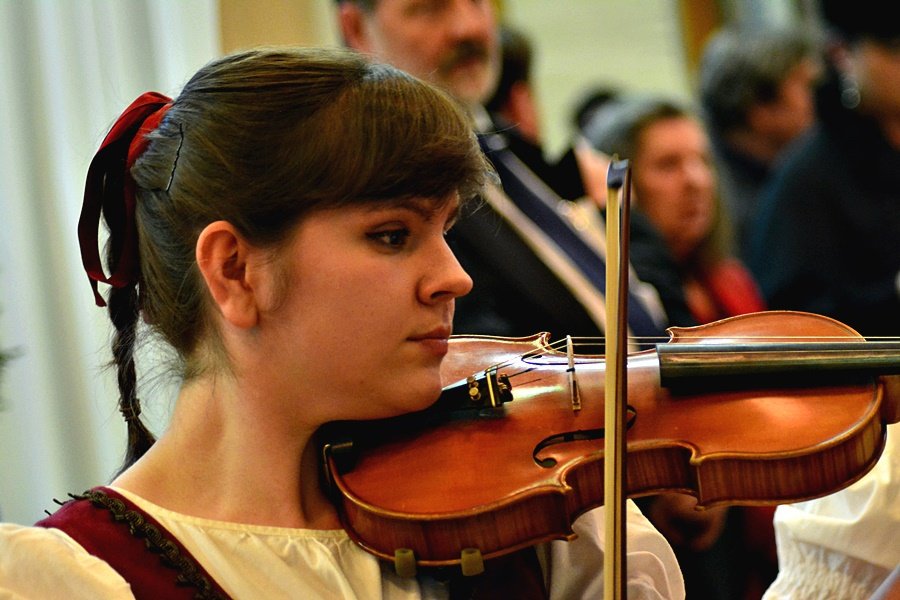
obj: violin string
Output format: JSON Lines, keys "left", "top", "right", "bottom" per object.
{"left": 473, "top": 334, "right": 900, "bottom": 377}
{"left": 514, "top": 336, "right": 900, "bottom": 358}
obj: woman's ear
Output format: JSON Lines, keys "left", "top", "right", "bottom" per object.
{"left": 196, "top": 221, "right": 259, "bottom": 329}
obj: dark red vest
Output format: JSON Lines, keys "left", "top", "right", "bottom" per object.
{"left": 36, "top": 487, "right": 547, "bottom": 599}
{"left": 36, "top": 487, "right": 230, "bottom": 599}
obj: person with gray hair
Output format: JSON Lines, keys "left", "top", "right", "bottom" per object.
{"left": 746, "top": 0, "right": 900, "bottom": 337}
{"left": 698, "top": 26, "right": 820, "bottom": 257}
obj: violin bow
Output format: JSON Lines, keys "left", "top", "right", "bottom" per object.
{"left": 604, "top": 158, "right": 631, "bottom": 599}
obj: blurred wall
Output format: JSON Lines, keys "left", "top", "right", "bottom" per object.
{"left": 219, "top": 0, "right": 339, "bottom": 51}
{"left": 503, "top": 0, "right": 693, "bottom": 156}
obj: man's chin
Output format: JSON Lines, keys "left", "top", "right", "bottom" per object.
{"left": 439, "top": 71, "right": 497, "bottom": 106}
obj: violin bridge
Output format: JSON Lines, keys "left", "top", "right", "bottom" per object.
{"left": 567, "top": 335, "right": 582, "bottom": 412}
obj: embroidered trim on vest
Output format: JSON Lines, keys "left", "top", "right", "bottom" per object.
{"left": 66, "top": 488, "right": 228, "bottom": 599}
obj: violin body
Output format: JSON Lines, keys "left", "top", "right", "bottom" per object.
{"left": 322, "top": 311, "right": 899, "bottom": 569}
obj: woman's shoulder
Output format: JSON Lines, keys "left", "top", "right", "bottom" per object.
{"left": 0, "top": 522, "right": 134, "bottom": 598}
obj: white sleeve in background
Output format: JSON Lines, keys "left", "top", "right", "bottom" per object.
{"left": 546, "top": 501, "right": 685, "bottom": 600}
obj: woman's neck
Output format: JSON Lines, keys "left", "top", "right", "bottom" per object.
{"left": 111, "top": 374, "right": 341, "bottom": 530}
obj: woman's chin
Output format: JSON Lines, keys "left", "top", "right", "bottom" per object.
{"left": 401, "top": 380, "right": 445, "bottom": 413}
{"left": 363, "top": 379, "right": 444, "bottom": 421}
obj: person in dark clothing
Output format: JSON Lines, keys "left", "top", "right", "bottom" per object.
{"left": 698, "top": 26, "right": 820, "bottom": 258}
{"left": 746, "top": 1, "right": 900, "bottom": 337}
{"left": 482, "top": 22, "right": 695, "bottom": 333}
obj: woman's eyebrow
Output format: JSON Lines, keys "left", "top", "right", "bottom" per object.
{"left": 366, "top": 197, "right": 460, "bottom": 223}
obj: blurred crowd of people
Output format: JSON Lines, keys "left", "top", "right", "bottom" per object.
{"left": 483, "top": 0, "right": 899, "bottom": 597}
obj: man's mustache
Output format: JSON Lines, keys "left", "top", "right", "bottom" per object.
{"left": 439, "top": 41, "right": 490, "bottom": 73}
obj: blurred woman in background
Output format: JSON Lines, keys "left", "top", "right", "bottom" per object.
{"left": 585, "top": 96, "right": 776, "bottom": 600}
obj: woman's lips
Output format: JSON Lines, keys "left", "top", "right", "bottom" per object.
{"left": 413, "top": 337, "right": 449, "bottom": 356}
{"left": 409, "top": 327, "right": 451, "bottom": 356}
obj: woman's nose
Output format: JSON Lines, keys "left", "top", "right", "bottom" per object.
{"left": 421, "top": 240, "right": 473, "bottom": 304}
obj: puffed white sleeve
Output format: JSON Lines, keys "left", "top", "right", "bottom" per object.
{"left": 545, "top": 500, "right": 685, "bottom": 600}
{"left": 763, "top": 422, "right": 900, "bottom": 599}
{"left": 0, "top": 523, "right": 135, "bottom": 599}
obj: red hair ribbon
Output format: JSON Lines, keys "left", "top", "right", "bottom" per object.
{"left": 78, "top": 91, "right": 173, "bottom": 307}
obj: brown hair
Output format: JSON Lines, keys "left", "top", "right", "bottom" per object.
{"left": 103, "top": 46, "right": 490, "bottom": 472}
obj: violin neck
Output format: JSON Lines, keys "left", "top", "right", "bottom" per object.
{"left": 657, "top": 342, "right": 900, "bottom": 389}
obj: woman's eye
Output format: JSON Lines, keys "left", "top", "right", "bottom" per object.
{"left": 368, "top": 228, "right": 410, "bottom": 248}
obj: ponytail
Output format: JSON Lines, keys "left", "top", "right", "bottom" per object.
{"left": 108, "top": 283, "right": 156, "bottom": 473}
{"left": 78, "top": 93, "right": 172, "bottom": 473}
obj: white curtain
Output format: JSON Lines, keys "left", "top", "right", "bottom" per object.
{"left": 0, "top": 0, "right": 221, "bottom": 525}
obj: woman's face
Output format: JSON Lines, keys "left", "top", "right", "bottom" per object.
{"left": 632, "top": 116, "right": 717, "bottom": 263}
{"left": 260, "top": 196, "right": 472, "bottom": 423}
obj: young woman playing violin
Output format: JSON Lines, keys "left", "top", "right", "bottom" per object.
{"left": 0, "top": 47, "right": 684, "bottom": 599}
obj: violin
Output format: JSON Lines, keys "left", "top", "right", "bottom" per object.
{"left": 321, "top": 310, "right": 900, "bottom": 576}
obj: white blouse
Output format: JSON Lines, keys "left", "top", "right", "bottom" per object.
{"left": 0, "top": 489, "right": 684, "bottom": 599}
{"left": 763, "top": 422, "right": 900, "bottom": 600}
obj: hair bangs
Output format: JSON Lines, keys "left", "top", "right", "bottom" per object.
{"left": 285, "top": 63, "right": 492, "bottom": 210}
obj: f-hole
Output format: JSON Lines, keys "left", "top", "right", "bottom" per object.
{"left": 532, "top": 407, "right": 636, "bottom": 468}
